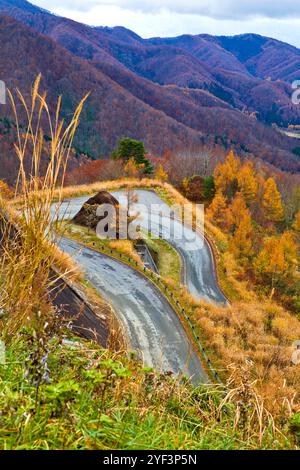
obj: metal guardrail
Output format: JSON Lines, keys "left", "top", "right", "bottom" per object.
{"left": 135, "top": 241, "right": 159, "bottom": 274}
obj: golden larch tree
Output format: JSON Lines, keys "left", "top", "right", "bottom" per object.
{"left": 237, "top": 161, "right": 258, "bottom": 205}
{"left": 230, "top": 211, "right": 254, "bottom": 260}
{"left": 254, "top": 231, "right": 297, "bottom": 287}
{"left": 206, "top": 191, "right": 227, "bottom": 229}
{"left": 262, "top": 177, "right": 284, "bottom": 223}
{"left": 124, "top": 157, "right": 144, "bottom": 178}
{"left": 214, "top": 150, "right": 241, "bottom": 199}
{"left": 155, "top": 164, "right": 168, "bottom": 182}
{"left": 226, "top": 192, "right": 249, "bottom": 233}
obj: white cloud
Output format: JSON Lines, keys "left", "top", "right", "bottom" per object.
{"left": 33, "top": 0, "right": 300, "bottom": 20}
{"left": 30, "top": 1, "right": 300, "bottom": 47}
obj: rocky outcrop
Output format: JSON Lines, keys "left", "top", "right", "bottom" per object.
{"left": 72, "top": 191, "right": 119, "bottom": 231}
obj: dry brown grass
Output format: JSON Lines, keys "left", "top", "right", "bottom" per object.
{"left": 108, "top": 240, "right": 143, "bottom": 265}
{"left": 0, "top": 75, "right": 88, "bottom": 336}
{"left": 159, "top": 275, "right": 300, "bottom": 418}
{"left": 220, "top": 364, "right": 277, "bottom": 445}
{"left": 13, "top": 178, "right": 161, "bottom": 206}
{"left": 1, "top": 200, "right": 83, "bottom": 283}
{"left": 51, "top": 245, "right": 84, "bottom": 282}
{"left": 195, "top": 301, "right": 300, "bottom": 415}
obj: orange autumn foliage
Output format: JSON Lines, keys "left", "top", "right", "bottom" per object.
{"left": 206, "top": 191, "right": 227, "bottom": 229}
{"left": 262, "top": 177, "right": 284, "bottom": 223}
{"left": 226, "top": 192, "right": 249, "bottom": 231}
{"left": 225, "top": 193, "right": 254, "bottom": 260}
{"left": 214, "top": 150, "right": 240, "bottom": 199}
{"left": 155, "top": 164, "right": 168, "bottom": 182}
{"left": 254, "top": 231, "right": 298, "bottom": 286}
{"left": 0, "top": 180, "right": 13, "bottom": 199}
{"left": 230, "top": 212, "right": 254, "bottom": 260}
{"left": 124, "top": 158, "right": 145, "bottom": 178}
{"left": 237, "top": 161, "right": 258, "bottom": 205}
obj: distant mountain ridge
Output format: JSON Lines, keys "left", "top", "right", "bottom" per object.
{"left": 0, "top": 0, "right": 300, "bottom": 183}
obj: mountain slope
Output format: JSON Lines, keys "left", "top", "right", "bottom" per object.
{"left": 2, "top": 0, "right": 300, "bottom": 123}
{"left": 0, "top": 0, "right": 300, "bottom": 180}
{"left": 147, "top": 33, "right": 300, "bottom": 126}
{"left": 214, "top": 33, "right": 300, "bottom": 82}
{"left": 0, "top": 15, "right": 209, "bottom": 183}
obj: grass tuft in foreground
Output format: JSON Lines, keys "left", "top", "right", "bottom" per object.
{"left": 0, "top": 332, "right": 298, "bottom": 450}
{"left": 0, "top": 75, "right": 88, "bottom": 338}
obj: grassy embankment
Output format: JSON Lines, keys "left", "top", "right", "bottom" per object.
{"left": 144, "top": 235, "right": 181, "bottom": 284}
{"left": 60, "top": 221, "right": 181, "bottom": 284}
{"left": 1, "top": 334, "right": 299, "bottom": 450}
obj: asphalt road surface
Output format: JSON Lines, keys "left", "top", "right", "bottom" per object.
{"left": 58, "top": 236, "right": 207, "bottom": 384}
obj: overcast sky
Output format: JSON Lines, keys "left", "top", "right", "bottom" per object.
{"left": 31, "top": 0, "right": 300, "bottom": 47}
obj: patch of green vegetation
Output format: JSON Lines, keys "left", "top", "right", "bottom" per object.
{"left": 111, "top": 138, "right": 153, "bottom": 174}
{"left": 0, "top": 336, "right": 295, "bottom": 450}
{"left": 144, "top": 235, "right": 181, "bottom": 284}
{"left": 59, "top": 222, "right": 142, "bottom": 269}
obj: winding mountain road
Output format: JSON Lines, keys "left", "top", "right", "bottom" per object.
{"left": 58, "top": 190, "right": 227, "bottom": 304}
{"left": 59, "top": 236, "right": 206, "bottom": 384}
{"left": 113, "top": 190, "right": 227, "bottom": 304}
{"left": 54, "top": 188, "right": 226, "bottom": 384}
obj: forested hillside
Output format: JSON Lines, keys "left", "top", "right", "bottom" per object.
{"left": 1, "top": 0, "right": 300, "bottom": 185}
